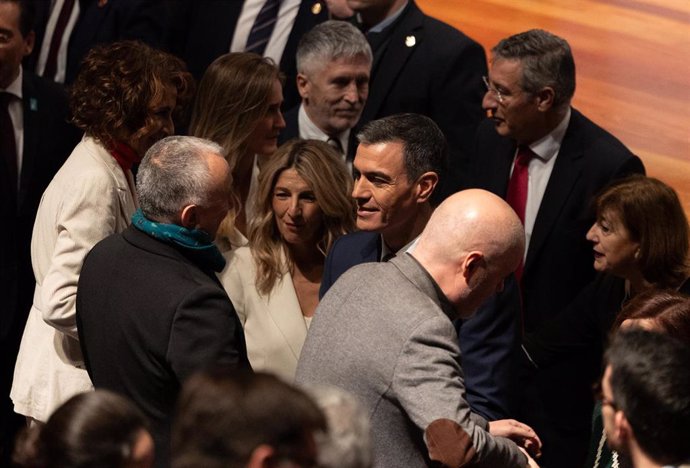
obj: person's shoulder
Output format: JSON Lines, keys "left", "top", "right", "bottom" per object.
{"left": 568, "top": 108, "right": 636, "bottom": 159}
{"left": 331, "top": 231, "right": 379, "bottom": 252}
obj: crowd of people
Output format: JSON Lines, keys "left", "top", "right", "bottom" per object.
{"left": 1, "top": 0, "right": 688, "bottom": 468}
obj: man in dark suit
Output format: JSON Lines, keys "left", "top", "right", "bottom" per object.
{"left": 278, "top": 20, "right": 371, "bottom": 165}
{"left": 351, "top": 0, "right": 487, "bottom": 199}
{"left": 77, "top": 136, "right": 250, "bottom": 468}
{"left": 0, "top": 0, "right": 79, "bottom": 461}
{"left": 320, "top": 113, "right": 516, "bottom": 422}
{"left": 169, "top": 0, "right": 329, "bottom": 110}
{"left": 468, "top": 29, "right": 645, "bottom": 468}
{"left": 25, "top": 0, "right": 170, "bottom": 84}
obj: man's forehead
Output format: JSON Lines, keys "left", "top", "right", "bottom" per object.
{"left": 354, "top": 141, "right": 405, "bottom": 170}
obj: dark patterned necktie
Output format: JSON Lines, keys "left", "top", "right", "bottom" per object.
{"left": 245, "top": 0, "right": 282, "bottom": 56}
{"left": 43, "top": 0, "right": 76, "bottom": 80}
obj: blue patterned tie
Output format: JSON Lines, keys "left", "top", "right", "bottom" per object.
{"left": 245, "top": 0, "right": 282, "bottom": 56}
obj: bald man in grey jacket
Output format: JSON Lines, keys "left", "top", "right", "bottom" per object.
{"left": 296, "top": 190, "right": 540, "bottom": 468}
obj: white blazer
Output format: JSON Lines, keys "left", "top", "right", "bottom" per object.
{"left": 218, "top": 246, "right": 308, "bottom": 382}
{"left": 11, "top": 136, "right": 137, "bottom": 421}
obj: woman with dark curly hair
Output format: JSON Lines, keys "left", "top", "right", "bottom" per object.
{"left": 219, "top": 140, "right": 355, "bottom": 380}
{"left": 189, "top": 52, "right": 286, "bottom": 248}
{"left": 14, "top": 390, "right": 154, "bottom": 468}
{"left": 11, "top": 40, "right": 193, "bottom": 424}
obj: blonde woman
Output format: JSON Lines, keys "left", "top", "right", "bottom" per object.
{"left": 219, "top": 140, "right": 355, "bottom": 380}
{"left": 189, "top": 53, "right": 285, "bottom": 249}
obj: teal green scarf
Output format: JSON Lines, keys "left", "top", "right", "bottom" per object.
{"left": 132, "top": 209, "right": 226, "bottom": 272}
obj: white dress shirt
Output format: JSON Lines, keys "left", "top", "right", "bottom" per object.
{"left": 297, "top": 104, "right": 350, "bottom": 160}
{"left": 514, "top": 107, "right": 571, "bottom": 258}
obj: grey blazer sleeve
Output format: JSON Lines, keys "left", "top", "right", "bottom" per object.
{"left": 393, "top": 314, "right": 527, "bottom": 468}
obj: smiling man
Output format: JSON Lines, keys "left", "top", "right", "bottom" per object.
{"left": 466, "top": 29, "right": 645, "bottom": 468}
{"left": 279, "top": 20, "right": 371, "bottom": 162}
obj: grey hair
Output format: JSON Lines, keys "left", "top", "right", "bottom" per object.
{"left": 306, "top": 385, "right": 372, "bottom": 468}
{"left": 296, "top": 20, "right": 372, "bottom": 75}
{"left": 492, "top": 29, "right": 576, "bottom": 108}
{"left": 137, "top": 136, "right": 224, "bottom": 222}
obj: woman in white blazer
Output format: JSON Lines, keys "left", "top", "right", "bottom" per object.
{"left": 219, "top": 140, "right": 355, "bottom": 381}
{"left": 11, "top": 41, "right": 192, "bottom": 423}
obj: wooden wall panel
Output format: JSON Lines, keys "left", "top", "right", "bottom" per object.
{"left": 417, "top": 0, "right": 690, "bottom": 214}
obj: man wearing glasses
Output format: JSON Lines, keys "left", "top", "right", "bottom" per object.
{"left": 465, "top": 29, "right": 644, "bottom": 468}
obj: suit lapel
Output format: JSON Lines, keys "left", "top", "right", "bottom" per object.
{"left": 360, "top": 3, "right": 423, "bottom": 123}
{"left": 360, "top": 232, "right": 381, "bottom": 262}
{"left": 524, "top": 114, "right": 584, "bottom": 271}
{"left": 266, "top": 266, "right": 308, "bottom": 361}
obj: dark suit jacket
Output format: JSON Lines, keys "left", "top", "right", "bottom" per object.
{"left": 169, "top": 0, "right": 328, "bottom": 110}
{"left": 468, "top": 108, "right": 645, "bottom": 468}
{"left": 319, "top": 230, "right": 508, "bottom": 421}
{"left": 26, "top": 0, "right": 170, "bottom": 84}
{"left": 77, "top": 225, "right": 250, "bottom": 468}
{"left": 0, "top": 70, "right": 79, "bottom": 464}
{"left": 357, "top": 1, "right": 487, "bottom": 200}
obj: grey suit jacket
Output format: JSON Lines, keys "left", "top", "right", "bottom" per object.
{"left": 295, "top": 254, "right": 526, "bottom": 468}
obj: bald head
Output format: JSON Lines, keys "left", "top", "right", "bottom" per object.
{"left": 412, "top": 189, "right": 525, "bottom": 318}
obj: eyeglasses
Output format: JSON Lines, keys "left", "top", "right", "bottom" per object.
{"left": 593, "top": 381, "right": 618, "bottom": 411}
{"left": 483, "top": 76, "right": 505, "bottom": 104}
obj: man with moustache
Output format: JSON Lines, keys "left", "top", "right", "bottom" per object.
{"left": 468, "top": 29, "right": 644, "bottom": 468}
{"left": 279, "top": 20, "right": 372, "bottom": 164}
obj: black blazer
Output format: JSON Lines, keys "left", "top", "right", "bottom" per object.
{"left": 468, "top": 109, "right": 645, "bottom": 468}
{"left": 0, "top": 71, "right": 78, "bottom": 461}
{"left": 77, "top": 226, "right": 250, "bottom": 468}
{"left": 1, "top": 71, "right": 78, "bottom": 345}
{"left": 27, "top": 0, "right": 171, "bottom": 84}
{"left": 357, "top": 1, "right": 487, "bottom": 199}
{"left": 169, "top": 0, "right": 328, "bottom": 110}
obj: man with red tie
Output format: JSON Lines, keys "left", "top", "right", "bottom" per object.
{"left": 467, "top": 29, "right": 645, "bottom": 468}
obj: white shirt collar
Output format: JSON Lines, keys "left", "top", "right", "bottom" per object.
{"left": 527, "top": 107, "right": 571, "bottom": 161}
{"left": 2, "top": 66, "right": 23, "bottom": 99}
{"left": 298, "top": 104, "right": 349, "bottom": 156}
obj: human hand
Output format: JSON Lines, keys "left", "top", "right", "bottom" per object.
{"left": 488, "top": 419, "right": 542, "bottom": 458}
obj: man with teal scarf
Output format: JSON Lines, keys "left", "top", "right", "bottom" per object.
{"left": 76, "top": 136, "right": 250, "bottom": 468}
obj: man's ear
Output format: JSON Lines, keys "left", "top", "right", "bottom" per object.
{"left": 415, "top": 171, "right": 439, "bottom": 203}
{"left": 461, "top": 251, "right": 484, "bottom": 286}
{"left": 245, "top": 444, "right": 275, "bottom": 468}
{"left": 179, "top": 204, "right": 198, "bottom": 230}
{"left": 23, "top": 30, "right": 35, "bottom": 56}
{"left": 535, "top": 86, "right": 555, "bottom": 111}
{"left": 296, "top": 73, "right": 310, "bottom": 100}
{"left": 615, "top": 411, "right": 633, "bottom": 446}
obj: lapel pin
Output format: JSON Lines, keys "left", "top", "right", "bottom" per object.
{"left": 405, "top": 35, "right": 416, "bottom": 47}
{"left": 311, "top": 2, "right": 322, "bottom": 14}
{"left": 30, "top": 98, "right": 38, "bottom": 111}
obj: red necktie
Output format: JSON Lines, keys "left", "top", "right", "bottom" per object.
{"left": 506, "top": 146, "right": 534, "bottom": 283}
{"left": 0, "top": 92, "right": 18, "bottom": 197}
{"left": 43, "top": 0, "right": 76, "bottom": 81}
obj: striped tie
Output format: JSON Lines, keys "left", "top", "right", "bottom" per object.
{"left": 245, "top": 0, "right": 282, "bottom": 56}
